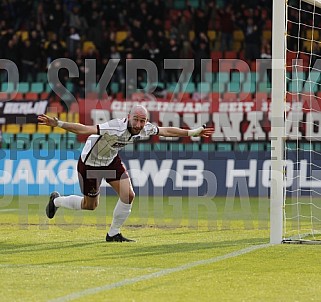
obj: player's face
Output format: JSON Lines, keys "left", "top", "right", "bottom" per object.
{"left": 128, "top": 113, "right": 147, "bottom": 135}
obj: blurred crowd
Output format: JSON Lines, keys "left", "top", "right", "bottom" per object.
{"left": 0, "top": 0, "right": 273, "bottom": 93}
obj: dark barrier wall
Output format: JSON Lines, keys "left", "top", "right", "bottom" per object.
{"left": 0, "top": 149, "right": 320, "bottom": 197}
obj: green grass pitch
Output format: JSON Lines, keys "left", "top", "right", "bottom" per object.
{"left": 1, "top": 195, "right": 321, "bottom": 302}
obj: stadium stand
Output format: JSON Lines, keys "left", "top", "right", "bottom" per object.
{"left": 0, "top": 1, "right": 275, "bottom": 151}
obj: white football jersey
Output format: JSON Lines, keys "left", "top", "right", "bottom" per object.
{"left": 81, "top": 118, "right": 159, "bottom": 166}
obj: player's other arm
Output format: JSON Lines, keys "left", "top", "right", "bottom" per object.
{"left": 158, "top": 125, "right": 214, "bottom": 138}
{"left": 37, "top": 114, "right": 98, "bottom": 135}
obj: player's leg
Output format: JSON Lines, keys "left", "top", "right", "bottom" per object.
{"left": 46, "top": 192, "right": 84, "bottom": 219}
{"left": 109, "top": 176, "right": 135, "bottom": 204}
{"left": 46, "top": 158, "right": 101, "bottom": 218}
{"left": 46, "top": 194, "right": 99, "bottom": 218}
{"left": 106, "top": 176, "right": 136, "bottom": 242}
{"left": 53, "top": 194, "right": 100, "bottom": 211}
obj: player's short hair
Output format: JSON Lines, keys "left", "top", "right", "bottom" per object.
{"left": 129, "top": 105, "right": 149, "bottom": 119}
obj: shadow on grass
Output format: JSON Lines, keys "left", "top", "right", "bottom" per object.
{"left": 22, "top": 237, "right": 268, "bottom": 266}
{"left": 111, "top": 238, "right": 267, "bottom": 257}
{"left": 0, "top": 240, "right": 100, "bottom": 254}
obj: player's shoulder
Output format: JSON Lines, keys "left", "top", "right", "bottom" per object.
{"left": 99, "top": 118, "right": 128, "bottom": 134}
{"left": 101, "top": 118, "right": 127, "bottom": 130}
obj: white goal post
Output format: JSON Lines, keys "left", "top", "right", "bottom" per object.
{"left": 271, "top": 0, "right": 321, "bottom": 244}
{"left": 270, "top": 0, "right": 286, "bottom": 244}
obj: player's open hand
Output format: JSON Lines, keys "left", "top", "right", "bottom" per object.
{"left": 37, "top": 114, "right": 57, "bottom": 127}
{"left": 199, "top": 127, "right": 214, "bottom": 138}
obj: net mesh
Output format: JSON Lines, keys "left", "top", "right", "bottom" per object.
{"left": 284, "top": 0, "right": 321, "bottom": 242}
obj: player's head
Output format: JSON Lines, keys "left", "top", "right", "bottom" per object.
{"left": 128, "top": 105, "right": 148, "bottom": 135}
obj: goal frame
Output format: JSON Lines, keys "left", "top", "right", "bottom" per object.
{"left": 270, "top": 0, "right": 286, "bottom": 244}
{"left": 303, "top": 0, "right": 321, "bottom": 6}
{"left": 270, "top": 0, "right": 321, "bottom": 244}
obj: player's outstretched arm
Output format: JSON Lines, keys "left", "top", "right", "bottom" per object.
{"left": 158, "top": 125, "right": 214, "bottom": 138}
{"left": 37, "top": 114, "right": 98, "bottom": 135}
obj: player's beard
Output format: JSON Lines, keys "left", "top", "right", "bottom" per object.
{"left": 128, "top": 125, "right": 141, "bottom": 135}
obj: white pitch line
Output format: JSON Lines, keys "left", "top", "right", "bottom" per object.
{"left": 48, "top": 243, "right": 271, "bottom": 302}
{"left": 0, "top": 209, "right": 18, "bottom": 212}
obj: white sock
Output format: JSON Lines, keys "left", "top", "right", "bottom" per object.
{"left": 54, "top": 195, "right": 83, "bottom": 210}
{"left": 108, "top": 199, "right": 132, "bottom": 236}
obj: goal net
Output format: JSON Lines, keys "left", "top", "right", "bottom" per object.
{"left": 272, "top": 0, "right": 321, "bottom": 243}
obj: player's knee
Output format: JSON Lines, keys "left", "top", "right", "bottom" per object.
{"left": 82, "top": 197, "right": 99, "bottom": 210}
{"left": 121, "top": 191, "right": 135, "bottom": 204}
{"left": 128, "top": 191, "right": 135, "bottom": 204}
{"left": 86, "top": 203, "right": 98, "bottom": 211}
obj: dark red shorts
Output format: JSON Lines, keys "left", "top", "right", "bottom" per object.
{"left": 77, "top": 155, "right": 129, "bottom": 197}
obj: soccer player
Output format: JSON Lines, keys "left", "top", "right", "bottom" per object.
{"left": 38, "top": 105, "right": 214, "bottom": 242}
